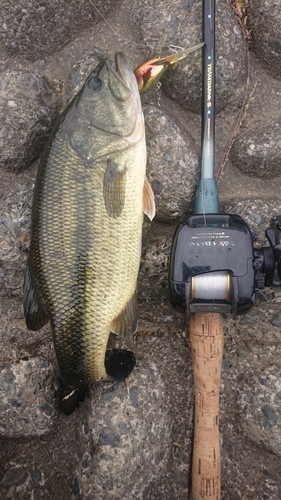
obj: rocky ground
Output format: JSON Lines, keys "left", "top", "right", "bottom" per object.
{"left": 1, "top": 0, "right": 281, "bottom": 499}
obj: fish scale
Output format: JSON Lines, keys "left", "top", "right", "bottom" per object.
{"left": 41, "top": 144, "right": 143, "bottom": 383}
{"left": 23, "top": 53, "right": 154, "bottom": 406}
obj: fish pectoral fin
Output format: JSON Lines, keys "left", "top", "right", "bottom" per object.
{"left": 143, "top": 176, "right": 155, "bottom": 220}
{"left": 23, "top": 264, "right": 49, "bottom": 331}
{"left": 103, "top": 157, "right": 126, "bottom": 218}
{"left": 110, "top": 290, "right": 138, "bottom": 337}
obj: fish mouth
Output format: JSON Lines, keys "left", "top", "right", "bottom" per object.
{"left": 114, "top": 52, "right": 134, "bottom": 89}
{"left": 96, "top": 52, "right": 136, "bottom": 102}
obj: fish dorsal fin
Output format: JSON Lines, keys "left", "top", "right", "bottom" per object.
{"left": 23, "top": 264, "right": 49, "bottom": 331}
{"left": 103, "top": 157, "right": 126, "bottom": 218}
{"left": 110, "top": 290, "right": 138, "bottom": 337}
{"left": 143, "top": 176, "right": 155, "bottom": 220}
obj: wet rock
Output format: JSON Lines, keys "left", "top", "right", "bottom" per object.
{"left": 223, "top": 198, "right": 281, "bottom": 245}
{"left": 0, "top": 465, "right": 42, "bottom": 500}
{"left": 76, "top": 361, "right": 172, "bottom": 499}
{"left": 270, "top": 312, "right": 281, "bottom": 327}
{"left": 138, "top": 229, "right": 184, "bottom": 326}
{"left": 224, "top": 52, "right": 281, "bottom": 179}
{"left": 0, "top": 184, "right": 33, "bottom": 298}
{"left": 230, "top": 114, "right": 281, "bottom": 177}
{"left": 139, "top": 230, "right": 172, "bottom": 306}
{"left": 0, "top": 0, "right": 116, "bottom": 61}
{"left": 249, "top": 0, "right": 281, "bottom": 80}
{"left": 0, "top": 71, "right": 57, "bottom": 172}
{"left": 132, "top": 0, "right": 246, "bottom": 112}
{"left": 0, "top": 466, "right": 28, "bottom": 488}
{"left": 144, "top": 105, "right": 199, "bottom": 222}
{"left": 239, "top": 366, "right": 281, "bottom": 455}
{"left": 0, "top": 357, "right": 57, "bottom": 438}
{"left": 221, "top": 303, "right": 281, "bottom": 461}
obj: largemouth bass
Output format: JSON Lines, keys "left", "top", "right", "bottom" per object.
{"left": 23, "top": 52, "right": 155, "bottom": 414}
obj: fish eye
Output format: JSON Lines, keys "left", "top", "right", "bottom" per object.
{"left": 87, "top": 77, "right": 103, "bottom": 91}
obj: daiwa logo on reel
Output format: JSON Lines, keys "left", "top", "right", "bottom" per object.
{"left": 187, "top": 240, "right": 235, "bottom": 247}
{"left": 188, "top": 230, "right": 235, "bottom": 247}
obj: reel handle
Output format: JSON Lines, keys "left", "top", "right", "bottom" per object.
{"left": 190, "top": 312, "right": 223, "bottom": 500}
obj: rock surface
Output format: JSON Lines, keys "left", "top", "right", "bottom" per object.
{"left": 0, "top": 183, "right": 32, "bottom": 296}
{"left": 76, "top": 362, "right": 172, "bottom": 499}
{"left": 0, "top": 0, "right": 115, "bottom": 61}
{"left": 0, "top": 357, "right": 57, "bottom": 438}
{"left": 249, "top": 0, "right": 281, "bottom": 80}
{"left": 229, "top": 63, "right": 281, "bottom": 177}
{"left": 0, "top": 71, "right": 57, "bottom": 172}
{"left": 144, "top": 105, "right": 199, "bottom": 221}
{"left": 1, "top": 0, "right": 281, "bottom": 498}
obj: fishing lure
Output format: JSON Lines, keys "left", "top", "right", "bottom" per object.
{"left": 134, "top": 42, "right": 204, "bottom": 93}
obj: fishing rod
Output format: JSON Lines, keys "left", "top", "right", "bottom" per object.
{"left": 169, "top": 0, "right": 281, "bottom": 498}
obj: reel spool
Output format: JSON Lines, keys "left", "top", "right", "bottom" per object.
{"left": 188, "top": 270, "right": 231, "bottom": 314}
{"left": 192, "top": 271, "right": 230, "bottom": 302}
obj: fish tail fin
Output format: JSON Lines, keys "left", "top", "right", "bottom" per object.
{"left": 105, "top": 349, "right": 136, "bottom": 381}
{"left": 59, "top": 349, "right": 136, "bottom": 414}
{"left": 59, "top": 381, "right": 87, "bottom": 416}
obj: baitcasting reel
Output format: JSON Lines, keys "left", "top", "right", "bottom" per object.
{"left": 169, "top": 213, "right": 281, "bottom": 316}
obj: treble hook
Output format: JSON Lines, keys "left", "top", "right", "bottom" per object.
{"left": 134, "top": 42, "right": 204, "bottom": 93}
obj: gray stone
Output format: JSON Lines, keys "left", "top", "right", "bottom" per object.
{"left": 230, "top": 114, "right": 281, "bottom": 177}
{"left": 0, "top": 71, "right": 57, "bottom": 172}
{"left": 76, "top": 362, "right": 172, "bottom": 500}
{"left": 262, "top": 405, "right": 277, "bottom": 429}
{"left": 223, "top": 198, "right": 281, "bottom": 246}
{"left": 228, "top": 57, "right": 281, "bottom": 178}
{"left": 236, "top": 347, "right": 281, "bottom": 454}
{"left": 0, "top": 466, "right": 28, "bottom": 487}
{"left": 249, "top": 212, "right": 262, "bottom": 224}
{"left": 0, "top": 0, "right": 116, "bottom": 61}
{"left": 249, "top": 0, "right": 281, "bottom": 80}
{"left": 271, "top": 312, "right": 281, "bottom": 327}
{"left": 144, "top": 105, "right": 199, "bottom": 222}
{"left": 0, "top": 357, "right": 58, "bottom": 437}
{"left": 0, "top": 184, "right": 32, "bottom": 298}
{"left": 30, "top": 470, "right": 41, "bottom": 484}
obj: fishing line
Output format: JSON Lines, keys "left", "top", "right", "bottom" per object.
{"left": 88, "top": 0, "right": 185, "bottom": 52}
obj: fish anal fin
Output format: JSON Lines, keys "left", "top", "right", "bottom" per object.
{"left": 110, "top": 290, "right": 138, "bottom": 337}
{"left": 105, "top": 349, "right": 136, "bottom": 381}
{"left": 103, "top": 157, "right": 126, "bottom": 218}
{"left": 143, "top": 176, "right": 155, "bottom": 220}
{"left": 23, "top": 264, "right": 49, "bottom": 331}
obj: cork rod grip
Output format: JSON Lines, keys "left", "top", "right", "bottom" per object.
{"left": 189, "top": 312, "right": 224, "bottom": 500}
